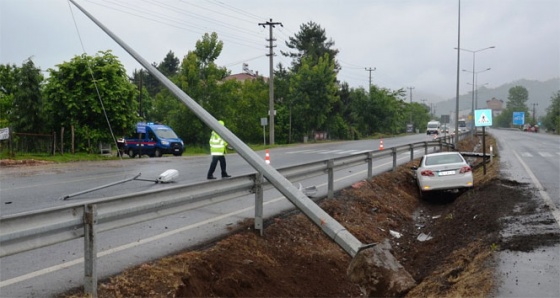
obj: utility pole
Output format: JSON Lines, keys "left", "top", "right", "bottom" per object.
{"left": 532, "top": 103, "right": 538, "bottom": 123}
{"left": 259, "top": 19, "right": 282, "bottom": 145}
{"left": 365, "top": 67, "right": 376, "bottom": 89}
{"left": 407, "top": 86, "right": 415, "bottom": 104}
{"left": 407, "top": 86, "right": 415, "bottom": 124}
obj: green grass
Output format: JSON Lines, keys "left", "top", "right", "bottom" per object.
{"left": 0, "top": 134, "right": 392, "bottom": 163}
{"left": 0, "top": 143, "right": 287, "bottom": 163}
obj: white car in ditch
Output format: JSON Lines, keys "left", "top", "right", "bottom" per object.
{"left": 411, "top": 152, "right": 473, "bottom": 198}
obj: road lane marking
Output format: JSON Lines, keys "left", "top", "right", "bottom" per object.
{"left": 512, "top": 150, "right": 560, "bottom": 226}
{"left": 521, "top": 152, "right": 533, "bottom": 157}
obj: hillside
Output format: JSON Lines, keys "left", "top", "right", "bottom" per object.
{"left": 434, "top": 78, "right": 559, "bottom": 119}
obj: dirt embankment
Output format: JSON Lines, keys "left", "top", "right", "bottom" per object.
{"left": 64, "top": 135, "right": 547, "bottom": 297}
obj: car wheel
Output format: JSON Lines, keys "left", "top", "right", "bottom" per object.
{"left": 418, "top": 188, "right": 427, "bottom": 200}
{"left": 154, "top": 148, "right": 162, "bottom": 158}
{"left": 128, "top": 149, "right": 136, "bottom": 158}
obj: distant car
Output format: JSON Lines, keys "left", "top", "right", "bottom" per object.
{"left": 441, "top": 125, "right": 450, "bottom": 134}
{"left": 411, "top": 152, "right": 473, "bottom": 198}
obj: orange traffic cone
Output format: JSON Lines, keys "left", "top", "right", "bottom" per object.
{"left": 379, "top": 138, "right": 384, "bottom": 151}
{"left": 265, "top": 149, "right": 271, "bottom": 164}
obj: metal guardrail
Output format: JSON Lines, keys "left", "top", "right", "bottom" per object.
{"left": 0, "top": 134, "right": 464, "bottom": 292}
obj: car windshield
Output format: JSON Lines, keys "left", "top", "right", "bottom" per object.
{"left": 428, "top": 123, "right": 439, "bottom": 128}
{"left": 425, "top": 154, "right": 464, "bottom": 166}
{"left": 154, "top": 128, "right": 178, "bottom": 139}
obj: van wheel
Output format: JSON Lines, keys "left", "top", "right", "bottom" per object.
{"left": 128, "top": 149, "right": 136, "bottom": 158}
{"left": 154, "top": 148, "right": 162, "bottom": 158}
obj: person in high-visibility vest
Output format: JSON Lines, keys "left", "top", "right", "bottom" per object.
{"left": 207, "top": 120, "right": 231, "bottom": 179}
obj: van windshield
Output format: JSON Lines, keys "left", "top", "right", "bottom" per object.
{"left": 427, "top": 123, "right": 439, "bottom": 128}
{"left": 154, "top": 128, "right": 178, "bottom": 139}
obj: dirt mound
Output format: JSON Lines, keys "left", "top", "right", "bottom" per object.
{"left": 65, "top": 135, "right": 541, "bottom": 297}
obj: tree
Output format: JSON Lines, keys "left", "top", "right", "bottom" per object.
{"left": 288, "top": 54, "right": 339, "bottom": 139}
{"left": 158, "top": 50, "right": 180, "bottom": 77}
{"left": 10, "top": 59, "right": 45, "bottom": 133}
{"left": 542, "top": 90, "right": 560, "bottom": 133}
{"left": 506, "top": 85, "right": 529, "bottom": 111}
{"left": 282, "top": 21, "right": 340, "bottom": 73}
{"left": 194, "top": 32, "right": 223, "bottom": 74}
{"left": 495, "top": 86, "right": 530, "bottom": 128}
{"left": 151, "top": 33, "right": 230, "bottom": 146}
{"left": 0, "top": 63, "right": 19, "bottom": 128}
{"left": 272, "top": 63, "right": 295, "bottom": 143}
{"left": 44, "top": 50, "right": 138, "bottom": 153}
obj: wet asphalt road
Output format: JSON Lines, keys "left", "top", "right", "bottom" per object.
{"left": 490, "top": 128, "right": 560, "bottom": 297}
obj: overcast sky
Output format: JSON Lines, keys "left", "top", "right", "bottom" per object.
{"left": 1, "top": 0, "right": 559, "bottom": 103}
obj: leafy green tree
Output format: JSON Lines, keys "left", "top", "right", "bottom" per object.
{"left": 152, "top": 33, "right": 230, "bottom": 146}
{"left": 506, "top": 85, "right": 529, "bottom": 111}
{"left": 273, "top": 63, "right": 295, "bottom": 143}
{"left": 542, "top": 90, "right": 560, "bottom": 133}
{"left": 495, "top": 85, "right": 530, "bottom": 128}
{"left": 0, "top": 63, "right": 19, "bottom": 128}
{"left": 409, "top": 102, "right": 431, "bottom": 133}
{"left": 44, "top": 50, "right": 138, "bottom": 153}
{"left": 289, "top": 54, "right": 338, "bottom": 139}
{"left": 10, "top": 59, "right": 45, "bottom": 133}
{"left": 158, "top": 50, "right": 180, "bottom": 77}
{"left": 282, "top": 21, "right": 340, "bottom": 72}
{"left": 224, "top": 78, "right": 268, "bottom": 144}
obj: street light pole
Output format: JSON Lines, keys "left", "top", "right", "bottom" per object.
{"left": 407, "top": 86, "right": 415, "bottom": 125}
{"left": 462, "top": 67, "right": 491, "bottom": 129}
{"left": 468, "top": 82, "right": 488, "bottom": 110}
{"left": 455, "top": 46, "right": 495, "bottom": 129}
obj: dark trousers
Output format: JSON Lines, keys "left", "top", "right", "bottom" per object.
{"left": 207, "top": 155, "right": 227, "bottom": 178}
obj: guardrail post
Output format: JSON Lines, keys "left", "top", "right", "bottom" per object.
{"left": 327, "top": 159, "right": 334, "bottom": 198}
{"left": 438, "top": 138, "right": 443, "bottom": 151}
{"left": 83, "top": 204, "right": 98, "bottom": 297}
{"left": 367, "top": 152, "right": 373, "bottom": 179}
{"left": 409, "top": 144, "right": 414, "bottom": 161}
{"left": 254, "top": 173, "right": 264, "bottom": 236}
{"left": 423, "top": 141, "right": 428, "bottom": 155}
{"left": 392, "top": 147, "right": 397, "bottom": 171}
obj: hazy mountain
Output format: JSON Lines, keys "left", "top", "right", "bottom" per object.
{"left": 432, "top": 78, "right": 559, "bottom": 120}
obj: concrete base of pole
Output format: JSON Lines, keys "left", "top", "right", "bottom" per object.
{"left": 347, "top": 239, "right": 416, "bottom": 297}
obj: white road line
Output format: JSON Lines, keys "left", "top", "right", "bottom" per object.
{"left": 316, "top": 150, "right": 342, "bottom": 154}
{"left": 521, "top": 152, "right": 533, "bottom": 157}
{"left": 538, "top": 152, "right": 552, "bottom": 157}
{"left": 285, "top": 150, "right": 315, "bottom": 154}
{"left": 353, "top": 150, "right": 370, "bottom": 155}
{"left": 334, "top": 150, "right": 359, "bottom": 155}
{"left": 512, "top": 150, "right": 560, "bottom": 226}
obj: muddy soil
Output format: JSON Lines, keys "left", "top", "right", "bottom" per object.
{"left": 63, "top": 135, "right": 558, "bottom": 297}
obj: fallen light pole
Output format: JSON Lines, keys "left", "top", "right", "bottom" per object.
{"left": 69, "top": 1, "right": 415, "bottom": 296}
{"left": 62, "top": 169, "right": 179, "bottom": 200}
